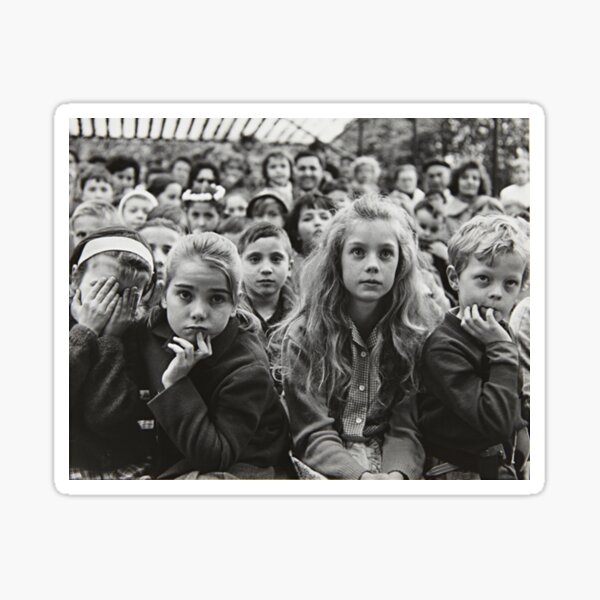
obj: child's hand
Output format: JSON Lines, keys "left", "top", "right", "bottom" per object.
{"left": 360, "top": 472, "right": 405, "bottom": 480}
{"left": 72, "top": 278, "right": 119, "bottom": 336}
{"left": 461, "top": 305, "right": 512, "bottom": 344}
{"left": 103, "top": 287, "right": 140, "bottom": 337}
{"left": 161, "top": 333, "right": 213, "bottom": 389}
{"left": 428, "top": 241, "right": 449, "bottom": 261}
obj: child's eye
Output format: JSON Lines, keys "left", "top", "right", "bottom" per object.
{"left": 351, "top": 247, "right": 365, "bottom": 257}
{"left": 476, "top": 275, "right": 489, "bottom": 283}
{"left": 178, "top": 291, "right": 191, "bottom": 301}
{"left": 380, "top": 249, "right": 394, "bottom": 259}
{"left": 211, "top": 294, "right": 227, "bottom": 305}
{"left": 506, "top": 280, "right": 520, "bottom": 287}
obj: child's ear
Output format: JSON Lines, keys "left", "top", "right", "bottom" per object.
{"left": 446, "top": 265, "right": 459, "bottom": 291}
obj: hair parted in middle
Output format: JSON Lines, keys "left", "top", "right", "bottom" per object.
{"left": 163, "top": 232, "right": 260, "bottom": 333}
{"left": 448, "top": 160, "right": 491, "bottom": 197}
{"left": 277, "top": 194, "right": 438, "bottom": 409}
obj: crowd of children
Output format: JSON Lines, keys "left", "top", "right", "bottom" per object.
{"left": 68, "top": 145, "right": 531, "bottom": 480}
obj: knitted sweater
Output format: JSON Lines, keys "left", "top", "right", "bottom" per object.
{"left": 69, "top": 324, "right": 151, "bottom": 471}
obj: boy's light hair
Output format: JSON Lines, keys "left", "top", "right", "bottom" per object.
{"left": 448, "top": 215, "right": 530, "bottom": 285}
{"left": 70, "top": 200, "right": 118, "bottom": 231}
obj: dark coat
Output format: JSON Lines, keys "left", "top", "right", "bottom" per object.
{"left": 136, "top": 309, "right": 291, "bottom": 479}
{"left": 416, "top": 310, "right": 529, "bottom": 470}
{"left": 69, "top": 324, "right": 151, "bottom": 471}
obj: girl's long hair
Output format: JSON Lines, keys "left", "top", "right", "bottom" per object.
{"left": 277, "top": 195, "right": 438, "bottom": 413}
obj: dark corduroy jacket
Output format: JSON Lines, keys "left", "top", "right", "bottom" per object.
{"left": 136, "top": 309, "right": 291, "bottom": 479}
{"left": 416, "top": 309, "right": 529, "bottom": 470}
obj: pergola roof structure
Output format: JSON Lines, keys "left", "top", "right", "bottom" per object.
{"left": 68, "top": 117, "right": 355, "bottom": 149}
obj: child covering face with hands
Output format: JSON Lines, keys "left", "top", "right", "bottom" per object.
{"left": 68, "top": 228, "right": 156, "bottom": 479}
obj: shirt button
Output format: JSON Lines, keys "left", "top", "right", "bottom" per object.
{"left": 359, "top": 385, "right": 366, "bottom": 391}
{"left": 360, "top": 351, "right": 367, "bottom": 358}
{"left": 356, "top": 417, "right": 363, "bottom": 424}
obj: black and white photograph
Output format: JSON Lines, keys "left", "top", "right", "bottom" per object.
{"left": 7, "top": 1, "right": 600, "bottom": 597}
{"left": 55, "top": 105, "right": 544, "bottom": 494}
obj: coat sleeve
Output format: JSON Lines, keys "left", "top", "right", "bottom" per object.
{"left": 69, "top": 324, "right": 98, "bottom": 405}
{"left": 422, "top": 338, "right": 524, "bottom": 441}
{"left": 381, "top": 391, "right": 426, "bottom": 479}
{"left": 147, "top": 363, "right": 274, "bottom": 473}
{"left": 282, "top": 336, "right": 368, "bottom": 480}
{"left": 71, "top": 326, "right": 144, "bottom": 437}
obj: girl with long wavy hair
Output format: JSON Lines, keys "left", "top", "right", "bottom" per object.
{"left": 279, "top": 195, "right": 438, "bottom": 480}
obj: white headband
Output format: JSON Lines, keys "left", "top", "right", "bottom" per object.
{"left": 77, "top": 236, "right": 154, "bottom": 274}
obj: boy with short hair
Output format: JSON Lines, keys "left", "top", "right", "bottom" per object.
{"left": 238, "top": 222, "right": 297, "bottom": 394}
{"left": 417, "top": 215, "right": 530, "bottom": 479}
{"left": 238, "top": 222, "right": 295, "bottom": 339}
{"left": 79, "top": 165, "right": 115, "bottom": 205}
{"left": 413, "top": 199, "right": 455, "bottom": 305}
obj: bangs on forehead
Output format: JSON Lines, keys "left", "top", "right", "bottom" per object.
{"left": 178, "top": 254, "right": 234, "bottom": 297}
{"left": 303, "top": 197, "right": 332, "bottom": 211}
{"left": 473, "top": 243, "right": 527, "bottom": 269}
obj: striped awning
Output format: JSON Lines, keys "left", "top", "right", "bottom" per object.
{"left": 69, "top": 117, "right": 354, "bottom": 146}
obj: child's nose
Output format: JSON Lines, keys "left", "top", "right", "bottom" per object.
{"left": 365, "top": 254, "right": 380, "bottom": 272}
{"left": 488, "top": 284, "right": 503, "bottom": 300}
{"left": 190, "top": 300, "right": 208, "bottom": 320}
